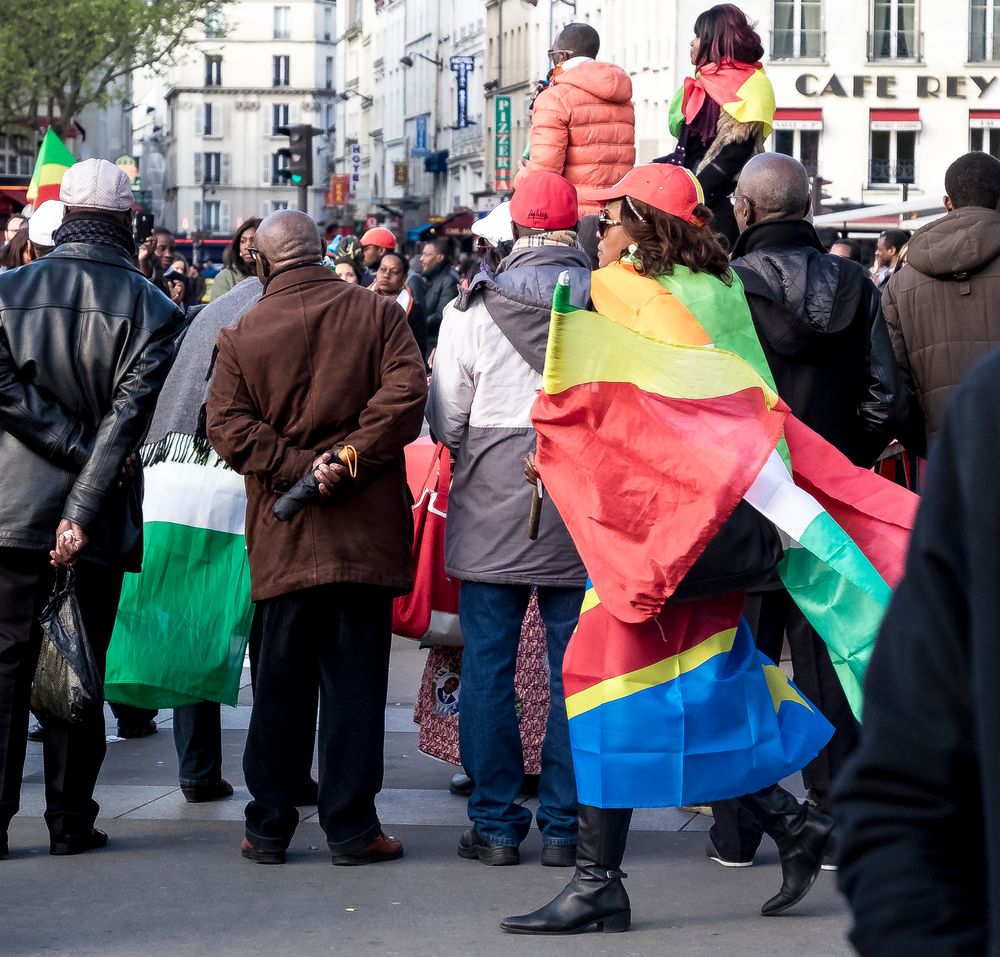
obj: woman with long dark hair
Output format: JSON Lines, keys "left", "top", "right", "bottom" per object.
{"left": 209, "top": 218, "right": 261, "bottom": 301}
{"left": 0, "top": 226, "right": 32, "bottom": 271}
{"left": 661, "top": 4, "right": 775, "bottom": 246}
{"left": 501, "top": 165, "right": 833, "bottom": 936}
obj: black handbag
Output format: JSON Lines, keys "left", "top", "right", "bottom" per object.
{"left": 670, "top": 500, "right": 784, "bottom": 602}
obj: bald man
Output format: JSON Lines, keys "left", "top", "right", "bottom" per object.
{"left": 703, "top": 154, "right": 906, "bottom": 869}
{"left": 207, "top": 210, "right": 427, "bottom": 867}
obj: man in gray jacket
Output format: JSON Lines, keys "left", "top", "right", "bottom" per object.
{"left": 427, "top": 172, "right": 590, "bottom": 868}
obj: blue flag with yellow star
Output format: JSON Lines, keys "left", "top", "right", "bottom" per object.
{"left": 563, "top": 589, "right": 833, "bottom": 808}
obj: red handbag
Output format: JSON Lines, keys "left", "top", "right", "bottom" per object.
{"left": 393, "top": 443, "right": 461, "bottom": 640}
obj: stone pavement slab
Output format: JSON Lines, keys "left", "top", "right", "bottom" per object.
{"left": 3, "top": 820, "right": 851, "bottom": 957}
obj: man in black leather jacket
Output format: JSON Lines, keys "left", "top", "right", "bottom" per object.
{"left": 0, "top": 159, "right": 185, "bottom": 859}
{"left": 705, "top": 153, "right": 907, "bottom": 869}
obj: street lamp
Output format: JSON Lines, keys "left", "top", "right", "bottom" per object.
{"left": 400, "top": 53, "right": 443, "bottom": 69}
{"left": 338, "top": 90, "right": 374, "bottom": 109}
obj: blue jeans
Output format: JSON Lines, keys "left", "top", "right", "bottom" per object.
{"left": 458, "top": 581, "right": 584, "bottom": 847}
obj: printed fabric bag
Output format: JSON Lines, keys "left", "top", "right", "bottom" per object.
{"left": 393, "top": 443, "right": 462, "bottom": 641}
{"left": 413, "top": 591, "right": 550, "bottom": 774}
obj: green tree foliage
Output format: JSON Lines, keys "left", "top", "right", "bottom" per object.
{"left": 0, "top": 0, "right": 232, "bottom": 135}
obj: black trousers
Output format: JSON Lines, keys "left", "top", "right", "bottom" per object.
{"left": 172, "top": 701, "right": 222, "bottom": 787}
{"left": 243, "top": 582, "right": 393, "bottom": 855}
{"left": 709, "top": 589, "right": 860, "bottom": 861}
{"left": 0, "top": 549, "right": 123, "bottom": 838}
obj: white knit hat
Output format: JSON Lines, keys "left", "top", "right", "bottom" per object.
{"left": 28, "top": 200, "right": 66, "bottom": 246}
{"left": 59, "top": 159, "right": 133, "bottom": 211}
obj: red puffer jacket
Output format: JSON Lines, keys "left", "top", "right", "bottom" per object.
{"left": 515, "top": 61, "right": 636, "bottom": 214}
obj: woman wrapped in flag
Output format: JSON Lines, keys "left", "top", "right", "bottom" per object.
{"left": 500, "top": 163, "right": 918, "bottom": 935}
{"left": 658, "top": 4, "right": 775, "bottom": 245}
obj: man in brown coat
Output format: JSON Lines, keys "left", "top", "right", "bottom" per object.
{"left": 207, "top": 210, "right": 427, "bottom": 866}
{"left": 883, "top": 151, "right": 1000, "bottom": 455}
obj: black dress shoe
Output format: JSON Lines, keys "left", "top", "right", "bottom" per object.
{"left": 331, "top": 832, "right": 404, "bottom": 866}
{"left": 27, "top": 722, "right": 45, "bottom": 743}
{"left": 458, "top": 826, "right": 519, "bottom": 865}
{"left": 117, "top": 720, "right": 158, "bottom": 739}
{"left": 181, "top": 779, "right": 234, "bottom": 804}
{"left": 50, "top": 827, "right": 108, "bottom": 856}
{"left": 448, "top": 773, "right": 473, "bottom": 797}
{"left": 241, "top": 837, "right": 285, "bottom": 865}
{"left": 541, "top": 843, "right": 576, "bottom": 867}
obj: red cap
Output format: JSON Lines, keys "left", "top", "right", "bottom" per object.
{"left": 359, "top": 226, "right": 397, "bottom": 249}
{"left": 510, "top": 172, "right": 579, "bottom": 231}
{"left": 579, "top": 165, "right": 706, "bottom": 226}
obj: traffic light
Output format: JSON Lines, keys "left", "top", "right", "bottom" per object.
{"left": 276, "top": 124, "right": 314, "bottom": 186}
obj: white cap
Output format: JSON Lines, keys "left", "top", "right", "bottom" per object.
{"left": 59, "top": 159, "right": 133, "bottom": 211}
{"left": 471, "top": 202, "right": 513, "bottom": 247}
{"left": 28, "top": 200, "right": 66, "bottom": 247}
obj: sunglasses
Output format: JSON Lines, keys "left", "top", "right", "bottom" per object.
{"left": 596, "top": 209, "right": 623, "bottom": 238}
{"left": 248, "top": 246, "right": 260, "bottom": 261}
{"left": 547, "top": 48, "right": 574, "bottom": 61}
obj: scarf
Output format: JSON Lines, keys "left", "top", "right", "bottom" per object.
{"left": 512, "top": 230, "right": 580, "bottom": 251}
{"left": 142, "top": 278, "right": 263, "bottom": 467}
{"left": 669, "top": 61, "right": 775, "bottom": 139}
{"left": 53, "top": 212, "right": 136, "bottom": 258}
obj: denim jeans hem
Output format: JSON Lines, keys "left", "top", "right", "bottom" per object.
{"left": 473, "top": 825, "right": 523, "bottom": 848}
{"left": 541, "top": 836, "right": 577, "bottom": 847}
{"left": 245, "top": 825, "right": 290, "bottom": 853}
{"left": 327, "top": 820, "right": 381, "bottom": 856}
{"left": 178, "top": 777, "right": 224, "bottom": 788}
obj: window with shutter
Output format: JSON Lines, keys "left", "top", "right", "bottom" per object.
{"left": 221, "top": 154, "right": 231, "bottom": 185}
{"left": 194, "top": 153, "right": 204, "bottom": 184}
{"left": 193, "top": 201, "right": 203, "bottom": 230}
{"left": 220, "top": 201, "right": 232, "bottom": 234}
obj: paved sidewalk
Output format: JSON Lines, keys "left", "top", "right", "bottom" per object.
{"left": 5, "top": 638, "right": 853, "bottom": 957}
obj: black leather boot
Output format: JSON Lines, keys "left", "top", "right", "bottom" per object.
{"left": 500, "top": 805, "right": 633, "bottom": 935}
{"left": 738, "top": 785, "right": 834, "bottom": 916}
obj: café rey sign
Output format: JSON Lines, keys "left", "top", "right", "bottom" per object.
{"left": 795, "top": 73, "right": 999, "bottom": 100}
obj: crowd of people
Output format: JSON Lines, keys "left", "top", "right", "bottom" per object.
{"left": 4, "top": 3, "right": 1000, "bottom": 952}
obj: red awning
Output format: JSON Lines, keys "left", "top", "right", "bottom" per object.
{"left": 774, "top": 109, "right": 823, "bottom": 121}
{"left": 773, "top": 108, "right": 823, "bottom": 131}
{"left": 971, "top": 110, "right": 1000, "bottom": 119}
{"left": 0, "top": 186, "right": 29, "bottom": 215}
{"left": 870, "top": 109, "right": 920, "bottom": 131}
{"left": 440, "top": 211, "right": 475, "bottom": 237}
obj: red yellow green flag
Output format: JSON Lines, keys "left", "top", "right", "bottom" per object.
{"left": 26, "top": 129, "right": 76, "bottom": 206}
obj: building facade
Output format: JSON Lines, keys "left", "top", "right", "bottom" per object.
{"left": 329, "top": 0, "right": 488, "bottom": 239}
{"left": 138, "top": 0, "right": 338, "bottom": 236}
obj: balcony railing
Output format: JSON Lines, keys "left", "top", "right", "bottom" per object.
{"left": 770, "top": 28, "right": 826, "bottom": 60}
{"left": 869, "top": 160, "right": 915, "bottom": 185}
{"left": 969, "top": 32, "right": 1000, "bottom": 62}
{"left": 867, "top": 30, "right": 923, "bottom": 61}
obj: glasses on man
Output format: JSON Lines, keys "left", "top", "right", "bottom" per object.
{"left": 730, "top": 193, "right": 758, "bottom": 208}
{"left": 596, "top": 209, "right": 623, "bottom": 238}
{"left": 547, "top": 48, "right": 573, "bottom": 62}
{"left": 247, "top": 247, "right": 260, "bottom": 262}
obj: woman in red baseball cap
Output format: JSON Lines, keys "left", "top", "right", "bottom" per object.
{"left": 505, "top": 163, "right": 833, "bottom": 937}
